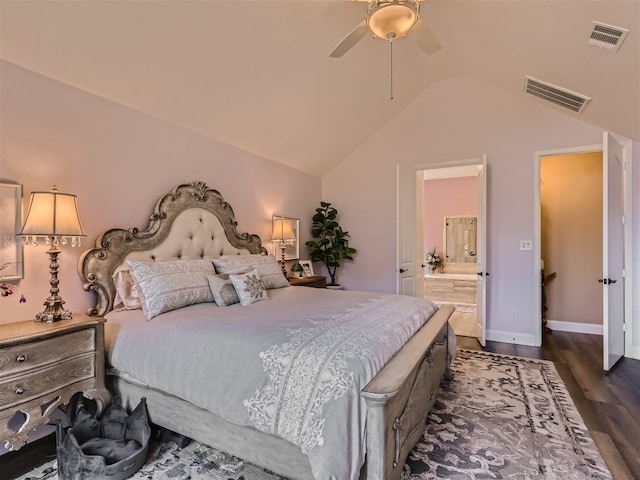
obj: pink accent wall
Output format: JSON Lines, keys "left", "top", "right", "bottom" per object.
{"left": 0, "top": 62, "right": 321, "bottom": 324}
{"left": 423, "top": 176, "right": 477, "bottom": 258}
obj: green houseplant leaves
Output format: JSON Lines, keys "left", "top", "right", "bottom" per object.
{"left": 305, "top": 202, "right": 357, "bottom": 286}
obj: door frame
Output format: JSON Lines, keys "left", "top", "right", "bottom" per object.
{"left": 534, "top": 139, "right": 633, "bottom": 354}
{"left": 398, "top": 156, "right": 487, "bottom": 345}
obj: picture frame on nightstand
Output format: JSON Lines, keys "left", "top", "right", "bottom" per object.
{"left": 0, "top": 182, "right": 23, "bottom": 281}
{"left": 299, "top": 260, "right": 314, "bottom": 277}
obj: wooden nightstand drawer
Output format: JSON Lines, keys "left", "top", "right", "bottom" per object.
{"left": 0, "top": 354, "right": 94, "bottom": 408}
{"left": 289, "top": 276, "right": 327, "bottom": 288}
{"left": 0, "top": 329, "right": 95, "bottom": 378}
{"left": 0, "top": 315, "right": 109, "bottom": 451}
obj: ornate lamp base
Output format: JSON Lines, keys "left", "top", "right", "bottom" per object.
{"left": 35, "top": 244, "right": 73, "bottom": 323}
{"left": 35, "top": 300, "right": 73, "bottom": 323}
{"left": 278, "top": 246, "right": 288, "bottom": 276}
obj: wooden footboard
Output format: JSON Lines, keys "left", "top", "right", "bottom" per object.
{"left": 362, "top": 305, "right": 453, "bottom": 480}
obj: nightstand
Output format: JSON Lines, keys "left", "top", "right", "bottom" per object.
{"left": 289, "top": 275, "right": 327, "bottom": 288}
{"left": 0, "top": 315, "right": 110, "bottom": 451}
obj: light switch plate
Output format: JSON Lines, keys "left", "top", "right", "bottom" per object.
{"left": 520, "top": 240, "right": 533, "bottom": 250}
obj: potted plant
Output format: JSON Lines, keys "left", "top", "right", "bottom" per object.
{"left": 290, "top": 262, "right": 304, "bottom": 278}
{"left": 305, "top": 202, "right": 357, "bottom": 288}
{"left": 425, "top": 247, "right": 442, "bottom": 274}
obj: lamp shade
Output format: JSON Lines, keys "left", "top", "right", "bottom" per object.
{"left": 272, "top": 218, "right": 295, "bottom": 242}
{"left": 367, "top": 0, "right": 419, "bottom": 40}
{"left": 20, "top": 186, "right": 85, "bottom": 237}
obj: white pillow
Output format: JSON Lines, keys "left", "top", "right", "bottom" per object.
{"left": 206, "top": 267, "right": 251, "bottom": 306}
{"left": 112, "top": 269, "right": 141, "bottom": 311}
{"left": 229, "top": 269, "right": 268, "bottom": 306}
{"left": 213, "top": 254, "right": 289, "bottom": 289}
{"left": 127, "top": 258, "right": 215, "bottom": 319}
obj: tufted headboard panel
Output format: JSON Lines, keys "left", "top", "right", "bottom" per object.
{"left": 79, "top": 182, "right": 267, "bottom": 317}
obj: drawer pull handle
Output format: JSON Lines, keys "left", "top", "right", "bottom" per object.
{"left": 16, "top": 354, "right": 27, "bottom": 363}
{"left": 15, "top": 387, "right": 25, "bottom": 395}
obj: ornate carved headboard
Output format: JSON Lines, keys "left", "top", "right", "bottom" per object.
{"left": 79, "top": 182, "right": 267, "bottom": 317}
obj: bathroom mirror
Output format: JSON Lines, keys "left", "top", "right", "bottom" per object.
{"left": 444, "top": 216, "right": 477, "bottom": 264}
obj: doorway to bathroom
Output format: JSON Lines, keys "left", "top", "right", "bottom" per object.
{"left": 397, "top": 159, "right": 487, "bottom": 345}
{"left": 423, "top": 168, "right": 480, "bottom": 340}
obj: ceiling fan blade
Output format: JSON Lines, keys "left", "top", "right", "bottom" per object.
{"left": 329, "top": 20, "right": 369, "bottom": 58}
{"left": 407, "top": 18, "right": 442, "bottom": 55}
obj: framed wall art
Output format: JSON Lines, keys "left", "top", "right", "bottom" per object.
{"left": 0, "top": 183, "right": 23, "bottom": 281}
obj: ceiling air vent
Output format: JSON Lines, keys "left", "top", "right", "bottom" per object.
{"left": 524, "top": 76, "right": 591, "bottom": 113}
{"left": 588, "top": 21, "right": 628, "bottom": 52}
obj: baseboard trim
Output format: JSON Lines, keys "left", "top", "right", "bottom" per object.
{"left": 546, "top": 320, "right": 603, "bottom": 335}
{"left": 486, "top": 330, "right": 538, "bottom": 346}
{"left": 628, "top": 346, "right": 640, "bottom": 360}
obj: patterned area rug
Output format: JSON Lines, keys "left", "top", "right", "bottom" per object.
{"left": 403, "top": 350, "right": 611, "bottom": 479}
{"left": 17, "top": 350, "right": 611, "bottom": 480}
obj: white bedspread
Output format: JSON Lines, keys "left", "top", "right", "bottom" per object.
{"left": 105, "top": 287, "right": 438, "bottom": 480}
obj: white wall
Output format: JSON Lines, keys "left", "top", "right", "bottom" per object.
{"left": 0, "top": 61, "right": 321, "bottom": 324}
{"left": 323, "top": 75, "right": 639, "bottom": 352}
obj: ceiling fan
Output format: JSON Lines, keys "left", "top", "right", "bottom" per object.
{"left": 330, "top": 0, "right": 442, "bottom": 58}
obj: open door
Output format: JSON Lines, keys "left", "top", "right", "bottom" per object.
{"left": 602, "top": 132, "right": 625, "bottom": 371}
{"left": 397, "top": 165, "right": 420, "bottom": 295}
{"left": 476, "top": 157, "right": 488, "bottom": 346}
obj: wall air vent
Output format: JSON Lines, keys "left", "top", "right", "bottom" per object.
{"left": 524, "top": 76, "right": 591, "bottom": 113}
{"left": 588, "top": 21, "right": 628, "bottom": 52}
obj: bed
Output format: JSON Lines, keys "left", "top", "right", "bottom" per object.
{"left": 78, "top": 181, "right": 454, "bottom": 480}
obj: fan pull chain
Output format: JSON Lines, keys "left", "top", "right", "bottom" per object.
{"left": 390, "top": 40, "right": 394, "bottom": 100}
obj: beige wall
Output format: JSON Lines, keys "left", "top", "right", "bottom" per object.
{"left": 541, "top": 152, "right": 603, "bottom": 325}
{"left": 0, "top": 62, "right": 321, "bottom": 324}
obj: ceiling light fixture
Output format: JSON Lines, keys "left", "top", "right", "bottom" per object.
{"left": 367, "top": 0, "right": 420, "bottom": 41}
{"left": 366, "top": 0, "right": 420, "bottom": 100}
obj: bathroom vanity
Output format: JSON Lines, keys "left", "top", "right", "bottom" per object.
{"left": 424, "top": 274, "right": 477, "bottom": 305}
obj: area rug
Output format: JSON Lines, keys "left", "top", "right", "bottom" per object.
{"left": 403, "top": 349, "right": 611, "bottom": 479}
{"left": 16, "top": 350, "right": 611, "bottom": 480}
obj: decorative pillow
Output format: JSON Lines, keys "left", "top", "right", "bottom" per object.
{"left": 206, "top": 267, "right": 251, "bottom": 306}
{"left": 112, "top": 270, "right": 141, "bottom": 311}
{"left": 127, "top": 258, "right": 215, "bottom": 320}
{"left": 229, "top": 269, "right": 268, "bottom": 306}
{"left": 213, "top": 254, "right": 289, "bottom": 289}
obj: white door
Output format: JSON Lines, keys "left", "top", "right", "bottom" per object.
{"left": 476, "top": 158, "right": 488, "bottom": 346}
{"left": 602, "top": 132, "right": 625, "bottom": 371}
{"left": 415, "top": 175, "right": 425, "bottom": 297}
{"left": 397, "top": 165, "right": 420, "bottom": 295}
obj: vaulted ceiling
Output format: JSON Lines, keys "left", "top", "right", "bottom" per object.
{"left": 1, "top": 1, "right": 638, "bottom": 177}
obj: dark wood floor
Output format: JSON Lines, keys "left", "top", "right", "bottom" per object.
{"left": 2, "top": 331, "right": 639, "bottom": 480}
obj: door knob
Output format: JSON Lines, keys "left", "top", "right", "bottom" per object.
{"left": 399, "top": 268, "right": 407, "bottom": 273}
{"left": 598, "top": 278, "right": 617, "bottom": 285}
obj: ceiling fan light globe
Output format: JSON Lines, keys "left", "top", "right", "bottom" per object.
{"left": 367, "top": 0, "right": 419, "bottom": 40}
